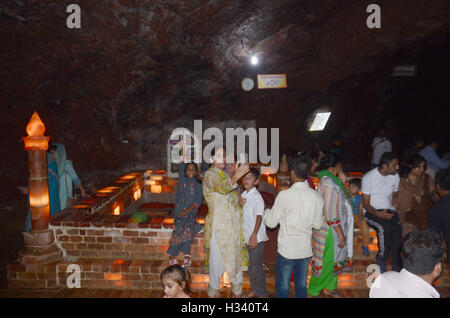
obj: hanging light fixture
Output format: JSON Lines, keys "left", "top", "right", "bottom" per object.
{"left": 309, "top": 112, "right": 331, "bottom": 131}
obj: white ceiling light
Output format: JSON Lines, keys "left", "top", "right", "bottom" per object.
{"left": 250, "top": 55, "right": 258, "bottom": 65}
{"left": 309, "top": 112, "right": 331, "bottom": 131}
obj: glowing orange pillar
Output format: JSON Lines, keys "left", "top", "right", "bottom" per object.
{"left": 22, "top": 111, "right": 51, "bottom": 231}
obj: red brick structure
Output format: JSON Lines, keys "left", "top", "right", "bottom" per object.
{"left": 7, "top": 170, "right": 449, "bottom": 292}
{"left": 20, "top": 112, "right": 63, "bottom": 265}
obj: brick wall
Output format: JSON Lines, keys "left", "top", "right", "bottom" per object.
{"left": 51, "top": 226, "right": 204, "bottom": 261}
{"left": 8, "top": 170, "right": 450, "bottom": 291}
{"left": 69, "top": 172, "right": 144, "bottom": 216}
{"left": 7, "top": 257, "right": 208, "bottom": 290}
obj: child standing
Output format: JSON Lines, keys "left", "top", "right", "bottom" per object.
{"left": 349, "top": 178, "right": 370, "bottom": 256}
{"left": 161, "top": 265, "right": 191, "bottom": 298}
{"left": 167, "top": 140, "right": 203, "bottom": 266}
{"left": 240, "top": 168, "right": 269, "bottom": 298}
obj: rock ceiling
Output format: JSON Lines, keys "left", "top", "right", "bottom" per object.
{"left": 1, "top": 0, "right": 449, "bottom": 197}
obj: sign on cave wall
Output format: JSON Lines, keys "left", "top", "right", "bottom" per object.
{"left": 392, "top": 65, "right": 417, "bottom": 77}
{"left": 257, "top": 74, "right": 287, "bottom": 89}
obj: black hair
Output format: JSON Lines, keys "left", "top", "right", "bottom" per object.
{"left": 285, "top": 149, "right": 297, "bottom": 159}
{"left": 247, "top": 167, "right": 259, "bottom": 180}
{"left": 402, "top": 230, "right": 444, "bottom": 275}
{"left": 400, "top": 154, "right": 427, "bottom": 178}
{"left": 208, "top": 146, "right": 226, "bottom": 168}
{"left": 184, "top": 162, "right": 199, "bottom": 174}
{"left": 349, "top": 178, "right": 361, "bottom": 189}
{"left": 160, "top": 264, "right": 191, "bottom": 293}
{"left": 305, "top": 147, "right": 319, "bottom": 163}
{"left": 318, "top": 152, "right": 342, "bottom": 171}
{"left": 49, "top": 144, "right": 57, "bottom": 152}
{"left": 411, "top": 136, "right": 424, "bottom": 145}
{"left": 290, "top": 153, "right": 311, "bottom": 179}
{"left": 378, "top": 152, "right": 399, "bottom": 169}
{"left": 436, "top": 169, "right": 450, "bottom": 191}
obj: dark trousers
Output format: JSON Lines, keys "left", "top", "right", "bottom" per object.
{"left": 247, "top": 242, "right": 268, "bottom": 297}
{"left": 275, "top": 253, "right": 310, "bottom": 298}
{"left": 364, "top": 210, "right": 403, "bottom": 273}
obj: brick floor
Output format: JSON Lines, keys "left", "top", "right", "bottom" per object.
{"left": 1, "top": 277, "right": 449, "bottom": 298}
{"left": 1, "top": 286, "right": 449, "bottom": 298}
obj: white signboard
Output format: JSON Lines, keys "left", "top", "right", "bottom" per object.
{"left": 392, "top": 65, "right": 417, "bottom": 77}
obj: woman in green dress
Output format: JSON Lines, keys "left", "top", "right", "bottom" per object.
{"left": 308, "top": 153, "right": 353, "bottom": 297}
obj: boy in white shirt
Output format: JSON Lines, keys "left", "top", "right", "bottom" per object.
{"left": 239, "top": 167, "right": 269, "bottom": 298}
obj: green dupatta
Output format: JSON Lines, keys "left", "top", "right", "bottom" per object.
{"left": 318, "top": 169, "right": 354, "bottom": 210}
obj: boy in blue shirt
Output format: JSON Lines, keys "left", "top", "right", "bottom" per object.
{"left": 349, "top": 178, "right": 370, "bottom": 256}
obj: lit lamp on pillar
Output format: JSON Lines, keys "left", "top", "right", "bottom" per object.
{"left": 20, "top": 111, "right": 62, "bottom": 264}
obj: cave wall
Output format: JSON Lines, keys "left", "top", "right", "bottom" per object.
{"left": 1, "top": 0, "right": 449, "bottom": 201}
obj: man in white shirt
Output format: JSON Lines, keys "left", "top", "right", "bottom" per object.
{"left": 370, "top": 229, "right": 443, "bottom": 298}
{"left": 264, "top": 154, "right": 324, "bottom": 298}
{"left": 240, "top": 167, "right": 269, "bottom": 298}
{"left": 419, "top": 140, "right": 450, "bottom": 180}
{"left": 362, "top": 152, "right": 402, "bottom": 273}
{"left": 371, "top": 127, "right": 392, "bottom": 169}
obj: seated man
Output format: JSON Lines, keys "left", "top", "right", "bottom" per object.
{"left": 370, "top": 229, "right": 444, "bottom": 298}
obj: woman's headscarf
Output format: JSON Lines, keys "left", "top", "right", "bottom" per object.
{"left": 47, "top": 152, "right": 55, "bottom": 166}
{"left": 47, "top": 152, "right": 59, "bottom": 180}
{"left": 55, "top": 143, "right": 68, "bottom": 177}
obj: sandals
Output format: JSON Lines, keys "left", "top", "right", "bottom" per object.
{"left": 242, "top": 291, "right": 257, "bottom": 298}
{"left": 321, "top": 289, "right": 342, "bottom": 298}
{"left": 183, "top": 254, "right": 192, "bottom": 267}
{"left": 169, "top": 254, "right": 192, "bottom": 266}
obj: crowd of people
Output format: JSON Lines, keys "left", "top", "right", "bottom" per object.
{"left": 16, "top": 128, "right": 448, "bottom": 299}
{"left": 162, "top": 131, "right": 449, "bottom": 299}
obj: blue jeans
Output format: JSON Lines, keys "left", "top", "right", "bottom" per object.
{"left": 275, "top": 252, "right": 310, "bottom": 298}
